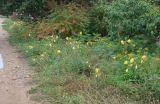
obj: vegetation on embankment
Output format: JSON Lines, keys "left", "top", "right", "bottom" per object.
{"left": 2, "top": 0, "right": 160, "bottom": 104}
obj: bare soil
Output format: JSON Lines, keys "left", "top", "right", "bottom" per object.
{"left": 0, "top": 18, "right": 37, "bottom": 104}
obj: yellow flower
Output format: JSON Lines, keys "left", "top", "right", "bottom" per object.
{"left": 124, "top": 61, "right": 128, "bottom": 65}
{"left": 129, "top": 64, "right": 133, "bottom": 67}
{"left": 121, "top": 40, "right": 125, "bottom": 45}
{"left": 32, "top": 58, "right": 36, "bottom": 61}
{"left": 133, "top": 44, "right": 136, "bottom": 47}
{"left": 72, "top": 46, "right": 76, "bottom": 50}
{"left": 79, "top": 32, "right": 83, "bottom": 35}
{"left": 28, "top": 46, "right": 33, "bottom": 49}
{"left": 57, "top": 50, "right": 61, "bottom": 54}
{"left": 69, "top": 42, "right": 72, "bottom": 45}
{"left": 95, "top": 68, "right": 101, "bottom": 77}
{"left": 125, "top": 68, "right": 129, "bottom": 73}
{"left": 49, "top": 44, "right": 52, "bottom": 47}
{"left": 113, "top": 56, "right": 116, "bottom": 60}
{"left": 95, "top": 68, "right": 100, "bottom": 73}
{"left": 66, "top": 37, "right": 69, "bottom": 40}
{"left": 86, "top": 61, "right": 89, "bottom": 64}
{"left": 135, "top": 65, "right": 138, "bottom": 69}
{"left": 41, "top": 54, "right": 44, "bottom": 57}
{"left": 56, "top": 36, "right": 59, "bottom": 39}
{"left": 141, "top": 60, "right": 144, "bottom": 63}
{"left": 141, "top": 55, "right": 147, "bottom": 63}
{"left": 130, "top": 58, "right": 135, "bottom": 64}
{"left": 142, "top": 55, "right": 147, "bottom": 60}
{"left": 127, "top": 39, "right": 132, "bottom": 43}
{"left": 86, "top": 42, "right": 89, "bottom": 45}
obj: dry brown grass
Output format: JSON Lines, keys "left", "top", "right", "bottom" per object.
{"left": 64, "top": 77, "right": 90, "bottom": 94}
{"left": 36, "top": 22, "right": 54, "bottom": 39}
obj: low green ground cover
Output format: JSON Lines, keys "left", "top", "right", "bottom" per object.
{"left": 4, "top": 19, "right": 160, "bottom": 104}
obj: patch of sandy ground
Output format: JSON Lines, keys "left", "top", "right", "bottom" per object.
{"left": 0, "top": 18, "right": 37, "bottom": 104}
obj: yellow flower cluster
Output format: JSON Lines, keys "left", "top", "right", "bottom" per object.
{"left": 130, "top": 58, "right": 135, "bottom": 63}
{"left": 120, "top": 39, "right": 136, "bottom": 47}
{"left": 65, "top": 37, "right": 81, "bottom": 50}
{"left": 95, "top": 68, "right": 101, "bottom": 77}
{"left": 124, "top": 61, "right": 128, "bottom": 65}
{"left": 123, "top": 53, "right": 148, "bottom": 73}
{"left": 121, "top": 40, "right": 125, "bottom": 45}
{"left": 123, "top": 58, "right": 135, "bottom": 72}
{"left": 141, "top": 55, "right": 147, "bottom": 63}
{"left": 66, "top": 37, "right": 72, "bottom": 41}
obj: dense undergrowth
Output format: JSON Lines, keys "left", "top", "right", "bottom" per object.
{"left": 4, "top": 21, "right": 160, "bottom": 104}
{"left": 3, "top": 0, "right": 160, "bottom": 103}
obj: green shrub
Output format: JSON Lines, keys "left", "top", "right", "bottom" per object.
{"left": 88, "top": 5, "right": 108, "bottom": 36}
{"left": 18, "top": 0, "right": 49, "bottom": 19}
{"left": 147, "top": 0, "right": 160, "bottom": 5}
{"left": 88, "top": 0, "right": 160, "bottom": 44}
{"left": 0, "top": 0, "right": 24, "bottom": 15}
{"left": 36, "top": 3, "right": 87, "bottom": 38}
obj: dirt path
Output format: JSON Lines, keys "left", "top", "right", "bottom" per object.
{"left": 0, "top": 18, "right": 36, "bottom": 104}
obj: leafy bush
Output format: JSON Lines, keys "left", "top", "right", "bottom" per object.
{"left": 88, "top": 5, "right": 108, "bottom": 36}
{"left": 147, "top": 0, "right": 160, "bottom": 5}
{"left": 0, "top": 0, "right": 24, "bottom": 15}
{"left": 36, "top": 3, "right": 87, "bottom": 38}
{"left": 18, "top": 0, "right": 49, "bottom": 19}
{"left": 88, "top": 0, "right": 160, "bottom": 44}
{"left": 0, "top": 0, "right": 49, "bottom": 19}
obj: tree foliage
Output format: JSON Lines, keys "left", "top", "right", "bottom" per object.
{"left": 88, "top": 0, "right": 160, "bottom": 43}
{"left": 0, "top": 0, "right": 24, "bottom": 15}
